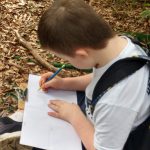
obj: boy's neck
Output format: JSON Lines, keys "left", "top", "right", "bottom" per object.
{"left": 94, "top": 35, "right": 128, "bottom": 68}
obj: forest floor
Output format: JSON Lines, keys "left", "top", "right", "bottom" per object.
{"left": 0, "top": 0, "right": 149, "bottom": 116}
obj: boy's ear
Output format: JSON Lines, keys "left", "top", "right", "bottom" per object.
{"left": 75, "top": 48, "right": 89, "bottom": 58}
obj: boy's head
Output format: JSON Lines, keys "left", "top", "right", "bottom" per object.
{"left": 37, "top": 0, "right": 115, "bottom": 58}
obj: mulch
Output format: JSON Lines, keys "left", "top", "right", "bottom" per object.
{"left": 0, "top": 0, "right": 149, "bottom": 116}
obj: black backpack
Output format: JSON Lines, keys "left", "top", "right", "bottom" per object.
{"left": 85, "top": 38, "right": 150, "bottom": 150}
{"left": 87, "top": 55, "right": 150, "bottom": 115}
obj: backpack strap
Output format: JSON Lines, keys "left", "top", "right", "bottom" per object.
{"left": 123, "top": 115, "right": 150, "bottom": 150}
{"left": 0, "top": 117, "right": 22, "bottom": 135}
{"left": 89, "top": 55, "right": 150, "bottom": 114}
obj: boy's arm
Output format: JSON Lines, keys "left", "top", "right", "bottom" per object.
{"left": 62, "top": 73, "right": 93, "bottom": 91}
{"left": 71, "top": 112, "right": 95, "bottom": 150}
{"left": 48, "top": 100, "right": 95, "bottom": 150}
{"left": 40, "top": 73, "right": 92, "bottom": 92}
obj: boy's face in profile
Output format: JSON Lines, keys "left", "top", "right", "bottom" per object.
{"left": 48, "top": 48, "right": 96, "bottom": 69}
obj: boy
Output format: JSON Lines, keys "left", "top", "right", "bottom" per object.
{"left": 37, "top": 0, "right": 150, "bottom": 150}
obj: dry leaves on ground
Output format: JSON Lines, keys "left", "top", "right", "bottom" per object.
{"left": 0, "top": 0, "right": 149, "bottom": 115}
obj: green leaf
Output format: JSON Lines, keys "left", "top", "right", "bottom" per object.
{"left": 27, "top": 58, "right": 36, "bottom": 63}
{"left": 9, "top": 93, "right": 18, "bottom": 100}
{"left": 52, "top": 62, "right": 76, "bottom": 69}
{"left": 141, "top": 10, "right": 150, "bottom": 18}
{"left": 5, "top": 92, "right": 18, "bottom": 100}
{"left": 143, "top": 3, "right": 150, "bottom": 7}
{"left": 52, "top": 62, "right": 92, "bottom": 73}
{"left": 13, "top": 55, "right": 21, "bottom": 61}
{"left": 7, "top": 105, "right": 15, "bottom": 113}
{"left": 124, "top": 32, "right": 150, "bottom": 44}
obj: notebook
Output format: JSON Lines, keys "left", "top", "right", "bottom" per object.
{"left": 20, "top": 74, "right": 82, "bottom": 150}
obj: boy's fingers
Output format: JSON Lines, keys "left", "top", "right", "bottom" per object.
{"left": 48, "top": 102, "right": 59, "bottom": 112}
{"left": 42, "top": 87, "right": 49, "bottom": 93}
{"left": 41, "top": 72, "right": 53, "bottom": 79}
{"left": 39, "top": 77, "right": 46, "bottom": 87}
{"left": 42, "top": 82, "right": 51, "bottom": 89}
{"left": 39, "top": 79, "right": 45, "bottom": 87}
{"left": 48, "top": 111, "right": 60, "bottom": 119}
{"left": 49, "top": 100, "right": 64, "bottom": 105}
{"left": 39, "top": 72, "right": 53, "bottom": 86}
{"left": 41, "top": 83, "right": 54, "bottom": 92}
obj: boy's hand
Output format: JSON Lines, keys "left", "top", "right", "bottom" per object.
{"left": 48, "top": 100, "right": 84, "bottom": 124}
{"left": 39, "top": 72, "right": 64, "bottom": 92}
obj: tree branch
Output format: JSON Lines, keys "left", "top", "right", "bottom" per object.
{"left": 14, "top": 30, "right": 66, "bottom": 75}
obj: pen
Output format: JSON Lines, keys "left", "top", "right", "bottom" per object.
{"left": 39, "top": 64, "right": 65, "bottom": 90}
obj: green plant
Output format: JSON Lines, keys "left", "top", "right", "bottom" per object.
{"left": 141, "top": 10, "right": 150, "bottom": 19}
{"left": 124, "top": 32, "right": 150, "bottom": 50}
{"left": 143, "top": 3, "right": 150, "bottom": 7}
{"left": 52, "top": 62, "right": 92, "bottom": 73}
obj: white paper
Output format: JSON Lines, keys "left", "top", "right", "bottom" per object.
{"left": 20, "top": 74, "right": 82, "bottom": 150}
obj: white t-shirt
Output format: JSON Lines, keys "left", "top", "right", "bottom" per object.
{"left": 85, "top": 36, "right": 150, "bottom": 150}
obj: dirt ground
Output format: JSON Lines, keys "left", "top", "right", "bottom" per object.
{"left": 0, "top": 0, "right": 150, "bottom": 116}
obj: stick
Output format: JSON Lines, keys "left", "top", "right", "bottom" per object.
{"left": 14, "top": 30, "right": 66, "bottom": 74}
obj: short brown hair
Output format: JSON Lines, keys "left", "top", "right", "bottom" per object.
{"left": 38, "top": 0, "right": 115, "bottom": 56}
